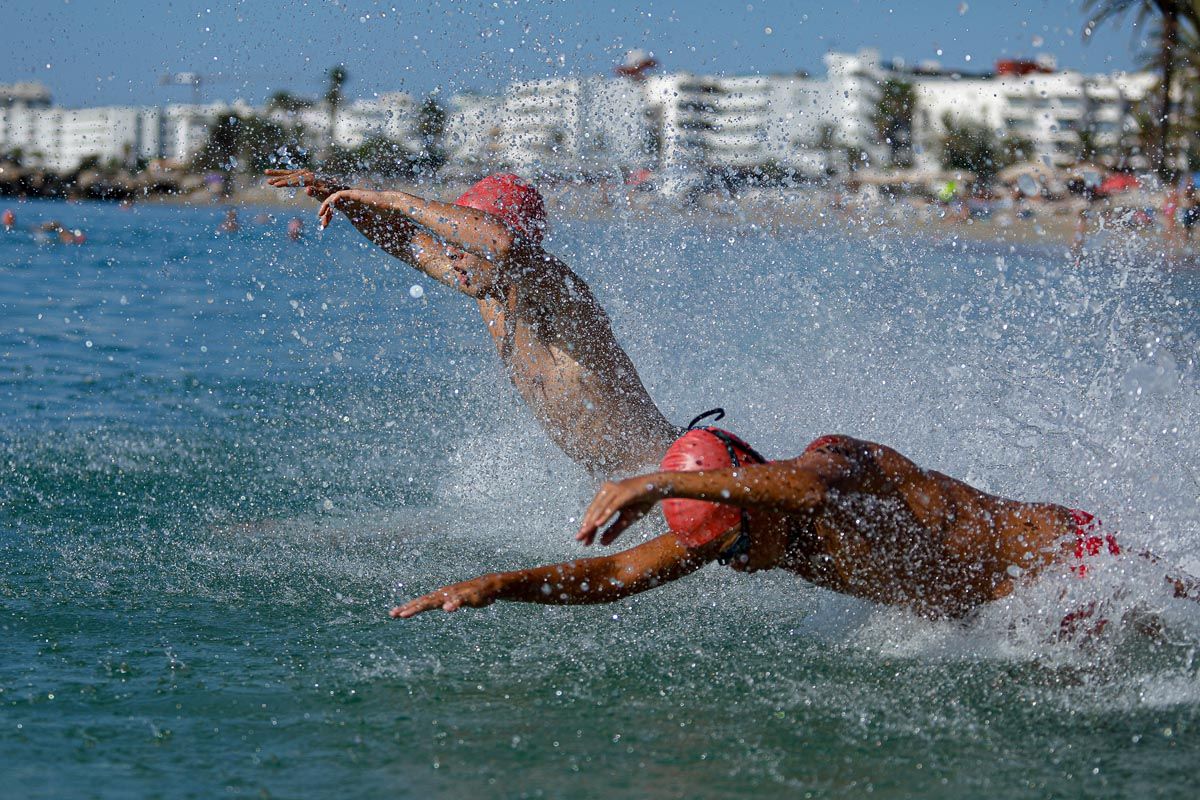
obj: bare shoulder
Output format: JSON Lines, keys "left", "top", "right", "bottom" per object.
{"left": 796, "top": 434, "right": 931, "bottom": 491}
{"left": 511, "top": 247, "right": 589, "bottom": 294}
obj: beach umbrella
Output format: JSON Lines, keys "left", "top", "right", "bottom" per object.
{"left": 1100, "top": 173, "right": 1139, "bottom": 194}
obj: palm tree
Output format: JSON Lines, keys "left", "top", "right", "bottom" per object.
{"left": 872, "top": 79, "right": 917, "bottom": 168}
{"left": 1081, "top": 0, "right": 1200, "bottom": 177}
{"left": 415, "top": 95, "right": 448, "bottom": 176}
{"left": 324, "top": 64, "right": 349, "bottom": 156}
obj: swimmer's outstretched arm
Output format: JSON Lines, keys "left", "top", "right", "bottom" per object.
{"left": 316, "top": 187, "right": 523, "bottom": 263}
{"left": 265, "top": 169, "right": 500, "bottom": 297}
{"left": 265, "top": 168, "right": 422, "bottom": 258}
{"left": 391, "top": 533, "right": 715, "bottom": 619}
{"left": 577, "top": 453, "right": 852, "bottom": 547}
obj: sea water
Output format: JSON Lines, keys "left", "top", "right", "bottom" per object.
{"left": 1, "top": 197, "right": 1198, "bottom": 798}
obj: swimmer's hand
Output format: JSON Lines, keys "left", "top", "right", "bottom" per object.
{"left": 576, "top": 477, "right": 665, "bottom": 547}
{"left": 316, "top": 189, "right": 376, "bottom": 230}
{"left": 264, "top": 169, "right": 346, "bottom": 201}
{"left": 390, "top": 574, "right": 503, "bottom": 619}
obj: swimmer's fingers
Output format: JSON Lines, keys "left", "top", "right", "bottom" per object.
{"left": 264, "top": 169, "right": 314, "bottom": 188}
{"left": 317, "top": 190, "right": 351, "bottom": 229}
{"left": 576, "top": 480, "right": 657, "bottom": 547}
{"left": 390, "top": 592, "right": 444, "bottom": 619}
{"left": 267, "top": 169, "right": 340, "bottom": 200}
{"left": 390, "top": 576, "right": 500, "bottom": 619}
{"left": 576, "top": 482, "right": 621, "bottom": 546}
{"left": 597, "top": 508, "right": 649, "bottom": 547}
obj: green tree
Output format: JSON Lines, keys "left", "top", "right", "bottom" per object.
{"left": 1082, "top": 0, "right": 1200, "bottom": 177}
{"left": 1075, "top": 127, "right": 1100, "bottom": 163}
{"left": 239, "top": 115, "right": 292, "bottom": 173}
{"left": 192, "top": 114, "right": 243, "bottom": 173}
{"left": 267, "top": 91, "right": 314, "bottom": 114}
{"left": 872, "top": 79, "right": 917, "bottom": 168}
{"left": 191, "top": 113, "right": 303, "bottom": 174}
{"left": 324, "top": 64, "right": 349, "bottom": 155}
{"left": 999, "top": 132, "right": 1034, "bottom": 166}
{"left": 938, "top": 115, "right": 1023, "bottom": 184}
{"left": 76, "top": 154, "right": 103, "bottom": 173}
{"left": 414, "top": 95, "right": 447, "bottom": 176}
{"left": 816, "top": 123, "right": 838, "bottom": 176}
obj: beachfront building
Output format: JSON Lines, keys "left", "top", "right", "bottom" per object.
{"left": 443, "top": 92, "right": 503, "bottom": 170}
{"left": 1, "top": 99, "right": 164, "bottom": 172}
{"left": 161, "top": 101, "right": 255, "bottom": 165}
{"left": 57, "top": 106, "right": 162, "bottom": 171}
{"left": 336, "top": 93, "right": 422, "bottom": 151}
{"left": 783, "top": 50, "right": 885, "bottom": 175}
{"left": 634, "top": 50, "right": 881, "bottom": 178}
{"left": 262, "top": 93, "right": 423, "bottom": 155}
{"left": 496, "top": 78, "right": 584, "bottom": 175}
{"left": 907, "top": 59, "right": 1156, "bottom": 170}
{"left": 444, "top": 77, "right": 647, "bottom": 177}
{"left": 0, "top": 51, "right": 1165, "bottom": 179}
{"left": 444, "top": 48, "right": 886, "bottom": 180}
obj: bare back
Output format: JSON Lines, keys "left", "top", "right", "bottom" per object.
{"left": 778, "top": 436, "right": 1074, "bottom": 617}
{"left": 475, "top": 252, "right": 679, "bottom": 476}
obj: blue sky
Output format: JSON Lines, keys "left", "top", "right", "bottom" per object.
{"left": 4, "top": 0, "right": 1151, "bottom": 108}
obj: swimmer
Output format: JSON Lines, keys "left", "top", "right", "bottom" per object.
{"left": 287, "top": 217, "right": 304, "bottom": 241}
{"left": 36, "top": 221, "right": 84, "bottom": 245}
{"left": 2, "top": 208, "right": 14, "bottom": 231}
{"left": 395, "top": 411, "right": 1199, "bottom": 622}
{"left": 265, "top": 169, "right": 678, "bottom": 476}
{"left": 218, "top": 209, "right": 240, "bottom": 234}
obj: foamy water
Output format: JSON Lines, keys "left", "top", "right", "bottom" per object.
{"left": 1, "top": 198, "right": 1198, "bottom": 797}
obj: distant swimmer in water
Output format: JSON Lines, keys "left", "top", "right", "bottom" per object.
{"left": 2, "top": 208, "right": 14, "bottom": 230}
{"left": 218, "top": 209, "right": 240, "bottom": 234}
{"left": 395, "top": 410, "right": 1199, "bottom": 626}
{"left": 35, "top": 221, "right": 85, "bottom": 245}
{"left": 265, "top": 169, "right": 678, "bottom": 476}
{"left": 287, "top": 217, "right": 304, "bottom": 241}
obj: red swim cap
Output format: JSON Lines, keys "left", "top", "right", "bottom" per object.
{"left": 454, "top": 173, "right": 547, "bottom": 244}
{"left": 660, "top": 427, "right": 765, "bottom": 548}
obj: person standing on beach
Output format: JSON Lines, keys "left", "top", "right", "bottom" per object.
{"left": 1182, "top": 182, "right": 1199, "bottom": 241}
{"left": 265, "top": 170, "right": 679, "bottom": 477}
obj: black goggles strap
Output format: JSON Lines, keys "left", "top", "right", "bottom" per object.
{"left": 683, "top": 408, "right": 764, "bottom": 564}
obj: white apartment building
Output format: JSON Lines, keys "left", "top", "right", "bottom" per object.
{"left": 445, "top": 48, "right": 886, "bottom": 178}
{"left": 443, "top": 92, "right": 503, "bottom": 168}
{"left": 266, "top": 93, "right": 422, "bottom": 154}
{"left": 910, "top": 66, "right": 1155, "bottom": 168}
{"left": 496, "top": 78, "right": 584, "bottom": 173}
{"left": 336, "top": 93, "right": 421, "bottom": 151}
{"left": 162, "top": 101, "right": 254, "bottom": 164}
{"left": 0, "top": 53, "right": 1166, "bottom": 178}
{"left": 446, "top": 77, "right": 648, "bottom": 175}
{"left": 1, "top": 104, "right": 162, "bottom": 171}
{"left": 58, "top": 106, "right": 161, "bottom": 170}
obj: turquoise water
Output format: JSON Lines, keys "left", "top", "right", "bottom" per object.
{"left": 2, "top": 197, "right": 1199, "bottom": 798}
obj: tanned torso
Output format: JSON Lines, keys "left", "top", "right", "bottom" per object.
{"left": 746, "top": 435, "right": 1075, "bottom": 618}
{"left": 473, "top": 251, "right": 679, "bottom": 476}
{"left": 261, "top": 170, "right": 679, "bottom": 478}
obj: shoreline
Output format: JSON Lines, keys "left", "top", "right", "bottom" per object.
{"left": 9, "top": 182, "right": 1198, "bottom": 256}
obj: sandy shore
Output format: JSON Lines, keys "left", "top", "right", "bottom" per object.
{"left": 150, "top": 180, "right": 1196, "bottom": 255}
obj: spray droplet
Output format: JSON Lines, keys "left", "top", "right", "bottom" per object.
{"left": 409, "top": 284, "right": 425, "bottom": 299}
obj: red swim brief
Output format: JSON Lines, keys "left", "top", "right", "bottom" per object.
{"left": 1068, "top": 508, "right": 1121, "bottom": 577}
